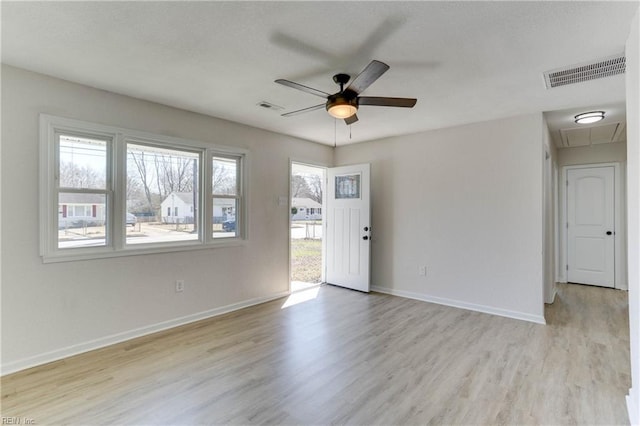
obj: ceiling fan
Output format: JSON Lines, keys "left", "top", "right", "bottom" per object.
{"left": 275, "top": 60, "right": 417, "bottom": 125}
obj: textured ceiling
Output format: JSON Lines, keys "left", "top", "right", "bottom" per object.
{"left": 2, "top": 1, "right": 638, "bottom": 146}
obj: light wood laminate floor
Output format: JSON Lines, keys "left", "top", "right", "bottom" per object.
{"left": 1, "top": 283, "right": 631, "bottom": 425}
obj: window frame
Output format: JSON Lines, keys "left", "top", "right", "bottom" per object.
{"left": 212, "top": 154, "right": 244, "bottom": 239}
{"left": 40, "top": 114, "right": 248, "bottom": 263}
{"left": 123, "top": 138, "right": 203, "bottom": 248}
{"left": 56, "top": 131, "right": 111, "bottom": 250}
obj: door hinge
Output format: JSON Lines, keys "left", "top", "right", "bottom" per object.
{"left": 566, "top": 222, "right": 569, "bottom": 229}
{"left": 566, "top": 265, "right": 569, "bottom": 271}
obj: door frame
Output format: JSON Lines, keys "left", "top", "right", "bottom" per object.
{"left": 288, "top": 159, "right": 329, "bottom": 293}
{"left": 558, "top": 162, "right": 626, "bottom": 289}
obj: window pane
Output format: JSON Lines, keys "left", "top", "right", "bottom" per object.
{"left": 212, "top": 157, "right": 238, "bottom": 195}
{"left": 126, "top": 143, "right": 199, "bottom": 245}
{"left": 58, "top": 192, "right": 106, "bottom": 248}
{"left": 213, "top": 197, "right": 238, "bottom": 238}
{"left": 335, "top": 174, "right": 361, "bottom": 199}
{"left": 58, "top": 135, "right": 107, "bottom": 189}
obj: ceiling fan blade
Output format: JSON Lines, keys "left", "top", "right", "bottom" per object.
{"left": 275, "top": 79, "right": 330, "bottom": 98}
{"left": 344, "top": 114, "right": 359, "bottom": 125}
{"left": 346, "top": 60, "right": 390, "bottom": 94}
{"left": 358, "top": 97, "right": 417, "bottom": 108}
{"left": 281, "top": 103, "right": 326, "bottom": 117}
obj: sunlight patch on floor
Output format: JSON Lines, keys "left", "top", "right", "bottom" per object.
{"left": 290, "top": 280, "right": 321, "bottom": 293}
{"left": 281, "top": 287, "right": 320, "bottom": 309}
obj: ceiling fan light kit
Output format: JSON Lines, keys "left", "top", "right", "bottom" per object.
{"left": 327, "top": 102, "right": 358, "bottom": 119}
{"left": 276, "top": 60, "right": 417, "bottom": 125}
{"left": 327, "top": 94, "right": 358, "bottom": 119}
{"left": 574, "top": 111, "right": 605, "bottom": 124}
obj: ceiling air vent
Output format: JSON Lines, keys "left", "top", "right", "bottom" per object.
{"left": 256, "top": 101, "right": 284, "bottom": 111}
{"left": 544, "top": 54, "right": 625, "bottom": 89}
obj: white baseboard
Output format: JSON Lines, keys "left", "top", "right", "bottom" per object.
{"left": 1, "top": 291, "right": 289, "bottom": 376}
{"left": 371, "top": 286, "right": 546, "bottom": 325}
{"left": 628, "top": 388, "right": 639, "bottom": 426}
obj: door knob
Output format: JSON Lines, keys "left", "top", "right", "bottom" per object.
{"left": 606, "top": 231, "right": 613, "bottom": 235}
{"left": 363, "top": 236, "right": 369, "bottom": 240}
{"left": 364, "top": 226, "right": 369, "bottom": 231}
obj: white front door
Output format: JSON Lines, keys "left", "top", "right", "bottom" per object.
{"left": 326, "top": 163, "right": 371, "bottom": 292}
{"left": 567, "top": 166, "right": 615, "bottom": 288}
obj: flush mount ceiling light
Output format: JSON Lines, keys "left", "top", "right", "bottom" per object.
{"left": 575, "top": 111, "right": 605, "bottom": 124}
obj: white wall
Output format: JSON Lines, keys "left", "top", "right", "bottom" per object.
{"left": 0, "top": 65, "right": 333, "bottom": 374}
{"left": 335, "top": 114, "right": 545, "bottom": 323}
{"left": 543, "top": 120, "right": 558, "bottom": 304}
{"left": 625, "top": 8, "right": 640, "bottom": 425}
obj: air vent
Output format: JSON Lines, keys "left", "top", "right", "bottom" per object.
{"left": 256, "top": 101, "right": 284, "bottom": 111}
{"left": 544, "top": 54, "right": 625, "bottom": 89}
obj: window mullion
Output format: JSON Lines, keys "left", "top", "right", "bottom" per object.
{"left": 112, "top": 133, "right": 125, "bottom": 250}
{"left": 203, "top": 149, "right": 214, "bottom": 244}
{"left": 238, "top": 153, "right": 246, "bottom": 239}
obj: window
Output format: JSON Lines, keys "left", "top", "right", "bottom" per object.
{"left": 40, "top": 115, "right": 247, "bottom": 262}
{"left": 126, "top": 143, "right": 199, "bottom": 245}
{"left": 212, "top": 156, "right": 242, "bottom": 239}
{"left": 56, "top": 134, "right": 110, "bottom": 249}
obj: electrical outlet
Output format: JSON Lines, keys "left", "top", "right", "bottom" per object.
{"left": 175, "top": 280, "right": 185, "bottom": 293}
{"left": 418, "top": 266, "right": 427, "bottom": 276}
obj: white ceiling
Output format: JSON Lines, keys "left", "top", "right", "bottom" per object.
{"left": 2, "top": 1, "right": 638, "bottom": 146}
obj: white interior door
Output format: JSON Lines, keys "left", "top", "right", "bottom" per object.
{"left": 326, "top": 163, "right": 370, "bottom": 292}
{"left": 567, "top": 166, "right": 615, "bottom": 288}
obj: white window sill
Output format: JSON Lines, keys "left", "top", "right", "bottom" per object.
{"left": 41, "top": 239, "right": 246, "bottom": 263}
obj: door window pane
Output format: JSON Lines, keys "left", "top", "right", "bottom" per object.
{"left": 335, "top": 174, "right": 361, "bottom": 199}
